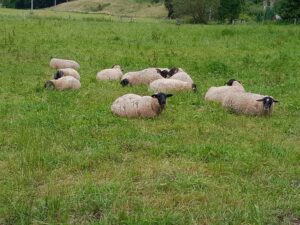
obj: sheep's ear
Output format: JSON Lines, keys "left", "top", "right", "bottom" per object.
{"left": 169, "top": 67, "right": 178, "bottom": 76}
{"left": 151, "top": 94, "right": 158, "bottom": 98}
{"left": 156, "top": 69, "right": 162, "bottom": 74}
{"left": 166, "top": 94, "right": 173, "bottom": 98}
{"left": 256, "top": 99, "right": 264, "bottom": 102}
{"left": 273, "top": 99, "right": 279, "bottom": 103}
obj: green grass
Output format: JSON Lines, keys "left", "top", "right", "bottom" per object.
{"left": 0, "top": 8, "right": 300, "bottom": 225}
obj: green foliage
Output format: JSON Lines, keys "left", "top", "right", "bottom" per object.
{"left": 164, "top": 0, "right": 174, "bottom": 18}
{"left": 0, "top": 8, "right": 300, "bottom": 225}
{"left": 219, "top": 0, "right": 241, "bottom": 22}
{"left": 275, "top": 0, "right": 300, "bottom": 20}
{"left": 89, "top": 3, "right": 111, "bottom": 12}
{"left": 173, "top": 0, "right": 220, "bottom": 23}
{"left": 264, "top": 6, "right": 275, "bottom": 20}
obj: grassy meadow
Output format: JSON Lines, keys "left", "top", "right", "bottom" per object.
{"left": 0, "top": 8, "right": 300, "bottom": 225}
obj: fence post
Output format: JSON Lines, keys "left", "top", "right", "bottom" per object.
{"left": 31, "top": 0, "right": 33, "bottom": 13}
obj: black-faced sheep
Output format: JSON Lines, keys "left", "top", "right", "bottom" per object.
{"left": 222, "top": 92, "right": 278, "bottom": 116}
{"left": 54, "top": 68, "right": 80, "bottom": 80}
{"left": 44, "top": 76, "right": 81, "bottom": 90}
{"left": 111, "top": 93, "right": 172, "bottom": 118}
{"left": 50, "top": 58, "right": 80, "bottom": 70}
{"left": 149, "top": 79, "right": 197, "bottom": 93}
{"left": 96, "top": 65, "right": 123, "bottom": 81}
{"left": 120, "top": 68, "right": 168, "bottom": 86}
{"left": 204, "top": 79, "right": 245, "bottom": 103}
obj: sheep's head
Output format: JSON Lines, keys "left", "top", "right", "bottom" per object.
{"left": 156, "top": 69, "right": 169, "bottom": 78}
{"left": 226, "top": 79, "right": 241, "bottom": 86}
{"left": 168, "top": 67, "right": 179, "bottom": 77}
{"left": 152, "top": 92, "right": 173, "bottom": 109}
{"left": 112, "top": 65, "right": 122, "bottom": 70}
{"left": 44, "top": 81, "right": 55, "bottom": 89}
{"left": 54, "top": 70, "right": 64, "bottom": 80}
{"left": 256, "top": 96, "right": 278, "bottom": 113}
{"left": 192, "top": 84, "right": 197, "bottom": 92}
{"left": 120, "top": 79, "right": 129, "bottom": 87}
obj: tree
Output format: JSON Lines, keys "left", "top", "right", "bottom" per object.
{"left": 164, "top": 0, "right": 174, "bottom": 18}
{"left": 219, "top": 0, "right": 241, "bottom": 23}
{"left": 173, "top": 0, "right": 219, "bottom": 23}
{"left": 3, "top": 0, "right": 66, "bottom": 8}
{"left": 275, "top": 0, "right": 300, "bottom": 20}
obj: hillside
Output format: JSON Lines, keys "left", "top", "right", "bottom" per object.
{"left": 53, "top": 0, "right": 168, "bottom": 18}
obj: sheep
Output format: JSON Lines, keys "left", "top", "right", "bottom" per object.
{"left": 50, "top": 58, "right": 80, "bottom": 70}
{"left": 204, "top": 79, "right": 245, "bottom": 103}
{"left": 111, "top": 92, "right": 172, "bottom": 118}
{"left": 54, "top": 68, "right": 80, "bottom": 80}
{"left": 120, "top": 68, "right": 168, "bottom": 86}
{"left": 222, "top": 92, "right": 278, "bottom": 116}
{"left": 170, "top": 71, "right": 194, "bottom": 84}
{"left": 96, "top": 65, "right": 123, "bottom": 81}
{"left": 149, "top": 79, "right": 197, "bottom": 93}
{"left": 44, "top": 76, "right": 81, "bottom": 90}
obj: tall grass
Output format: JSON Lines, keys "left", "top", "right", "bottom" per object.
{"left": 0, "top": 8, "right": 299, "bottom": 225}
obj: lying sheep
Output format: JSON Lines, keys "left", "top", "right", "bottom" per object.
{"left": 96, "top": 65, "right": 123, "bottom": 81}
{"left": 170, "top": 71, "right": 194, "bottom": 84}
{"left": 204, "top": 79, "right": 245, "bottom": 103}
{"left": 120, "top": 68, "right": 167, "bottom": 86}
{"left": 149, "top": 79, "right": 197, "bottom": 93}
{"left": 54, "top": 68, "right": 80, "bottom": 80}
{"left": 44, "top": 76, "right": 81, "bottom": 90}
{"left": 111, "top": 92, "right": 172, "bottom": 118}
{"left": 222, "top": 92, "right": 278, "bottom": 116}
{"left": 50, "top": 58, "right": 80, "bottom": 70}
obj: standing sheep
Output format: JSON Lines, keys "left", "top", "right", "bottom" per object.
{"left": 120, "top": 68, "right": 167, "bottom": 86}
{"left": 44, "top": 76, "right": 81, "bottom": 90}
{"left": 204, "top": 79, "right": 245, "bottom": 103}
{"left": 54, "top": 68, "right": 80, "bottom": 80}
{"left": 149, "top": 79, "right": 197, "bottom": 93}
{"left": 50, "top": 58, "right": 80, "bottom": 70}
{"left": 96, "top": 65, "right": 123, "bottom": 81}
{"left": 111, "top": 93, "right": 172, "bottom": 118}
{"left": 222, "top": 92, "right": 278, "bottom": 116}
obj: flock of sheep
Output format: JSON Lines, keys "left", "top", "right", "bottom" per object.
{"left": 46, "top": 58, "right": 278, "bottom": 118}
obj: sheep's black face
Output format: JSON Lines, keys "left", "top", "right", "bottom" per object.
{"left": 168, "top": 67, "right": 179, "bottom": 77}
{"left": 54, "top": 70, "right": 63, "bottom": 80}
{"left": 156, "top": 69, "right": 169, "bottom": 78}
{"left": 120, "top": 79, "right": 129, "bottom": 87}
{"left": 192, "top": 84, "right": 197, "bottom": 92}
{"left": 257, "top": 97, "right": 278, "bottom": 111}
{"left": 44, "top": 81, "right": 55, "bottom": 89}
{"left": 226, "top": 79, "right": 237, "bottom": 86}
{"left": 152, "top": 93, "right": 173, "bottom": 108}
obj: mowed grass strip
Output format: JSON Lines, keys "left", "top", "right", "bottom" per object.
{"left": 0, "top": 9, "right": 299, "bottom": 225}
